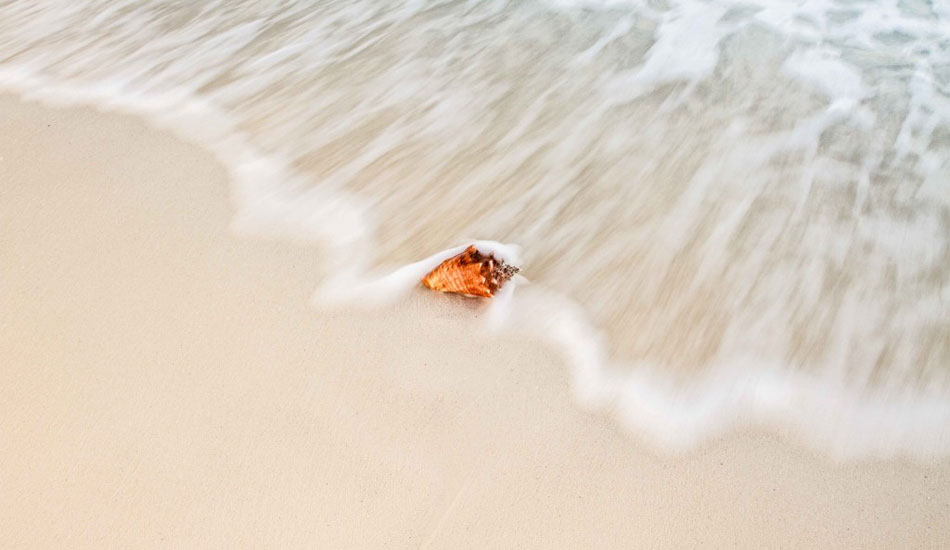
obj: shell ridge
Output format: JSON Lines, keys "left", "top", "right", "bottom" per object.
{"left": 421, "top": 244, "right": 521, "bottom": 298}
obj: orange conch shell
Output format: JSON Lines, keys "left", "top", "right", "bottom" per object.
{"left": 421, "top": 245, "right": 520, "bottom": 298}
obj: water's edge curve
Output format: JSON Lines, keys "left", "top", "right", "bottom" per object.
{"left": 5, "top": 67, "right": 948, "bottom": 463}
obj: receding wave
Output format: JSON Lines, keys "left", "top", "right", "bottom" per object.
{"left": 3, "top": 0, "right": 948, "bottom": 459}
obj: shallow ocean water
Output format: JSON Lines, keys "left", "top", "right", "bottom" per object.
{"left": 2, "top": 0, "right": 948, "bottom": 457}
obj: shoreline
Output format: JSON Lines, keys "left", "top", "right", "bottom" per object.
{"left": 3, "top": 66, "right": 949, "bottom": 461}
{"left": 2, "top": 95, "right": 949, "bottom": 547}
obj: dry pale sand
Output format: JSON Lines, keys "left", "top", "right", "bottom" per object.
{"left": 1, "top": 95, "right": 948, "bottom": 548}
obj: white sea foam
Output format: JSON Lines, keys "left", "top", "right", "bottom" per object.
{"left": 2, "top": 0, "right": 949, "bottom": 461}
{"left": 782, "top": 48, "right": 870, "bottom": 104}
{"left": 312, "top": 240, "right": 523, "bottom": 306}
{"left": 339, "top": 247, "right": 950, "bottom": 461}
{"left": 608, "top": 1, "right": 730, "bottom": 99}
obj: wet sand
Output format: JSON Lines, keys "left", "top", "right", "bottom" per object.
{"left": 1, "top": 95, "right": 948, "bottom": 548}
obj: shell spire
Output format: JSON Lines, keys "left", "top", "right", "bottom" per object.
{"left": 421, "top": 245, "right": 520, "bottom": 298}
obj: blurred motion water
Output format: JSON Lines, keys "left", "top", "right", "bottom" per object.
{"left": 2, "top": 0, "right": 948, "bottom": 457}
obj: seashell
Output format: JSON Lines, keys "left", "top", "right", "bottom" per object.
{"left": 421, "top": 245, "right": 520, "bottom": 298}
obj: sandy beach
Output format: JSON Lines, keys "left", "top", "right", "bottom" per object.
{"left": 2, "top": 95, "right": 948, "bottom": 548}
